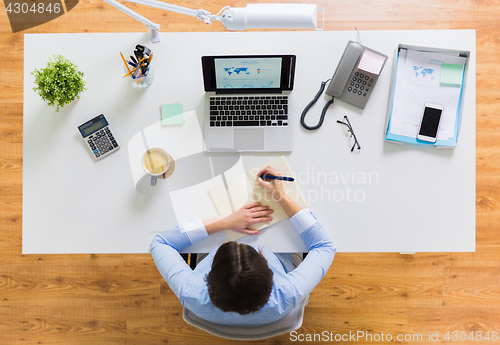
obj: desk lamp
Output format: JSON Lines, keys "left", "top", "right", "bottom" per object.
{"left": 102, "top": 0, "right": 323, "bottom": 42}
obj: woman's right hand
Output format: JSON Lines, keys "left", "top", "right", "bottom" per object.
{"left": 256, "top": 166, "right": 286, "bottom": 200}
{"left": 257, "top": 166, "right": 303, "bottom": 218}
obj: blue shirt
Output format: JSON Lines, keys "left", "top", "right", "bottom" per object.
{"left": 150, "top": 208, "right": 336, "bottom": 326}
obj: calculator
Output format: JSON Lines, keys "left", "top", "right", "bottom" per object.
{"left": 78, "top": 114, "right": 120, "bottom": 160}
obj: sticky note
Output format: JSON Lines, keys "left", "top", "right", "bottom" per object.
{"left": 358, "top": 50, "right": 386, "bottom": 75}
{"left": 161, "top": 103, "right": 184, "bottom": 125}
{"left": 440, "top": 63, "right": 464, "bottom": 87}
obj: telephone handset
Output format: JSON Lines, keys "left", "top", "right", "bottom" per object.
{"left": 300, "top": 40, "right": 388, "bottom": 130}
{"left": 326, "top": 41, "right": 388, "bottom": 109}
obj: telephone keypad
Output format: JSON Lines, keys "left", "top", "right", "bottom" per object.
{"left": 348, "top": 69, "right": 378, "bottom": 98}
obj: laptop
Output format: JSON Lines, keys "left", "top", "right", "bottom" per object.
{"left": 201, "top": 55, "right": 296, "bottom": 152}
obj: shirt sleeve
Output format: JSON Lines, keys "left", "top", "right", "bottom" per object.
{"left": 150, "top": 218, "right": 208, "bottom": 300}
{"left": 286, "top": 208, "right": 336, "bottom": 304}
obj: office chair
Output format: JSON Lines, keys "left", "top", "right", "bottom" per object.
{"left": 181, "top": 251, "right": 309, "bottom": 340}
{"left": 183, "top": 295, "right": 309, "bottom": 340}
{"left": 182, "top": 253, "right": 308, "bottom": 269}
{"left": 180, "top": 253, "right": 197, "bottom": 269}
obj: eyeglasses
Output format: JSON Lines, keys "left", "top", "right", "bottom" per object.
{"left": 337, "top": 115, "right": 361, "bottom": 152}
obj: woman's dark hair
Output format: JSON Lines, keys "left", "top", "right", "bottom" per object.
{"left": 205, "top": 242, "right": 273, "bottom": 315}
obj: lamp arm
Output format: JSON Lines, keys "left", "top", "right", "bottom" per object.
{"left": 102, "top": 0, "right": 160, "bottom": 32}
{"left": 123, "top": 0, "right": 199, "bottom": 17}
{"left": 120, "top": 0, "right": 225, "bottom": 24}
{"left": 101, "top": 1, "right": 321, "bottom": 42}
{"left": 102, "top": 0, "right": 222, "bottom": 42}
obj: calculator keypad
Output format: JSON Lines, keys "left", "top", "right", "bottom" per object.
{"left": 86, "top": 127, "right": 119, "bottom": 159}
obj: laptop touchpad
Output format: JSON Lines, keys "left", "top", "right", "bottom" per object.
{"left": 234, "top": 129, "right": 264, "bottom": 151}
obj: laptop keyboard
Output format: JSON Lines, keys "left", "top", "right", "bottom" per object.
{"left": 209, "top": 96, "right": 288, "bottom": 127}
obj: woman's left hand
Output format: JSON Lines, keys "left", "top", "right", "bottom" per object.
{"left": 221, "top": 202, "right": 274, "bottom": 235}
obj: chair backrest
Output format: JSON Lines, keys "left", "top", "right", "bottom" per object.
{"left": 182, "top": 296, "right": 309, "bottom": 341}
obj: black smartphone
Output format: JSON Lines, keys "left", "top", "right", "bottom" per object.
{"left": 417, "top": 103, "right": 444, "bottom": 143}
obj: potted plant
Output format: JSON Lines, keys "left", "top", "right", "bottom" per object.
{"left": 32, "top": 55, "right": 86, "bottom": 112}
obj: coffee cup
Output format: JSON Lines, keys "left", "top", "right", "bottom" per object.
{"left": 142, "top": 148, "right": 170, "bottom": 186}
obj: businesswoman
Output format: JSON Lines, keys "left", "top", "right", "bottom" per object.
{"left": 151, "top": 166, "right": 335, "bottom": 325}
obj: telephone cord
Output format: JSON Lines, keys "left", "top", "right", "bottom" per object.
{"left": 300, "top": 79, "right": 335, "bottom": 131}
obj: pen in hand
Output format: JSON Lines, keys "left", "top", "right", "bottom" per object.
{"left": 259, "top": 174, "right": 295, "bottom": 182}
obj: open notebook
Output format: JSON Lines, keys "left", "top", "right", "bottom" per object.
{"left": 207, "top": 156, "right": 308, "bottom": 241}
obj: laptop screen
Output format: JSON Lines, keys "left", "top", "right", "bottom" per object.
{"left": 214, "top": 57, "right": 282, "bottom": 89}
{"left": 202, "top": 55, "right": 296, "bottom": 93}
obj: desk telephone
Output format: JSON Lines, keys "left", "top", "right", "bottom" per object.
{"left": 327, "top": 41, "right": 388, "bottom": 109}
{"left": 300, "top": 40, "right": 388, "bottom": 130}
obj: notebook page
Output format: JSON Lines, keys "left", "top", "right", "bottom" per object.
{"left": 207, "top": 156, "right": 307, "bottom": 241}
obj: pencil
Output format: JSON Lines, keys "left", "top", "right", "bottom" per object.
{"left": 123, "top": 67, "right": 136, "bottom": 78}
{"left": 120, "top": 52, "right": 131, "bottom": 74}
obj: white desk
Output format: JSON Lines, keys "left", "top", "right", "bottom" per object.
{"left": 23, "top": 30, "right": 475, "bottom": 254}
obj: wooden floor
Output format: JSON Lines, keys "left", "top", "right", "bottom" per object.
{"left": 1, "top": 0, "right": 498, "bottom": 344}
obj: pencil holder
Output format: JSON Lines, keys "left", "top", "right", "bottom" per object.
{"left": 123, "top": 65, "right": 154, "bottom": 89}
{"left": 132, "top": 67, "right": 154, "bottom": 89}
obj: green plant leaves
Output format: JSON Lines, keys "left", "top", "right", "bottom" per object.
{"left": 32, "top": 55, "right": 87, "bottom": 112}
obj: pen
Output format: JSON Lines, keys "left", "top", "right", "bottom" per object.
{"left": 260, "top": 174, "right": 295, "bottom": 182}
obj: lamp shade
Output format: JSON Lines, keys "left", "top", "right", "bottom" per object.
{"left": 220, "top": 4, "right": 318, "bottom": 30}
